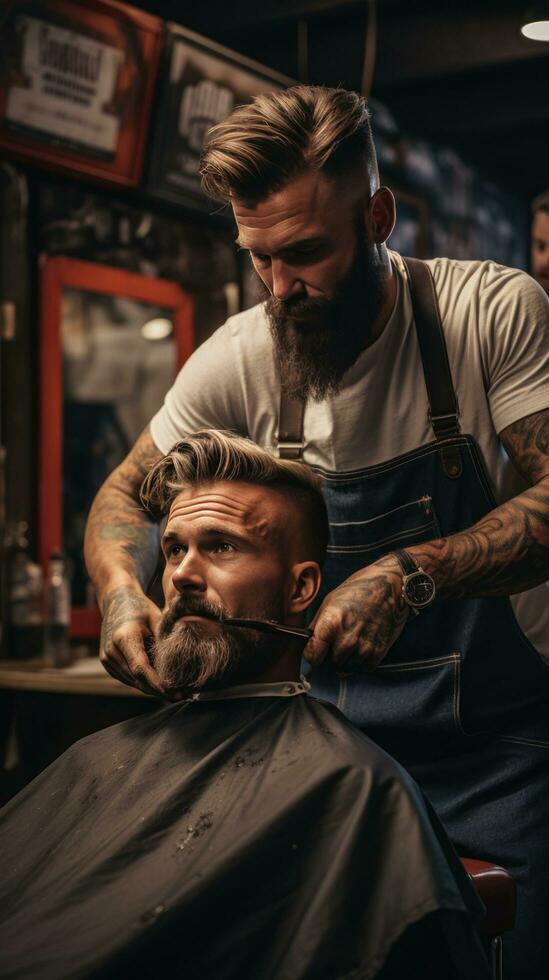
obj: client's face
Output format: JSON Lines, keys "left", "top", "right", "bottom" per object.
{"left": 151, "top": 480, "right": 300, "bottom": 695}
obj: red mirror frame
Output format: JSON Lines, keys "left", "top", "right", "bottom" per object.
{"left": 39, "top": 255, "right": 194, "bottom": 637}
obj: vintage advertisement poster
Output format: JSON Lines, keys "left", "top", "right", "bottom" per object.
{"left": 0, "top": 0, "right": 162, "bottom": 187}
{"left": 5, "top": 14, "right": 122, "bottom": 157}
{"left": 148, "top": 25, "right": 293, "bottom": 212}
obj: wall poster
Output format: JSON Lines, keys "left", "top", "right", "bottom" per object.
{"left": 148, "top": 23, "right": 294, "bottom": 214}
{"left": 0, "top": 0, "right": 163, "bottom": 187}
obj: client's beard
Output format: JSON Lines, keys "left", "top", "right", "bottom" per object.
{"left": 265, "top": 226, "right": 386, "bottom": 402}
{"left": 150, "top": 594, "right": 284, "bottom": 695}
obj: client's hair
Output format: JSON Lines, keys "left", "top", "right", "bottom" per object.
{"left": 140, "top": 429, "right": 329, "bottom": 564}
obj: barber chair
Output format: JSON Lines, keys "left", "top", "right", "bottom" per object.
{"left": 460, "top": 858, "right": 517, "bottom": 980}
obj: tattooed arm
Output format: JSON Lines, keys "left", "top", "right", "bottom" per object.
{"left": 304, "top": 409, "right": 549, "bottom": 673}
{"left": 84, "top": 426, "right": 166, "bottom": 696}
{"left": 408, "top": 410, "right": 549, "bottom": 597}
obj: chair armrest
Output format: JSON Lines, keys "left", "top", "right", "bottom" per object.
{"left": 460, "top": 857, "right": 517, "bottom": 939}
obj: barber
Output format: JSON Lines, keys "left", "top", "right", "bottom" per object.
{"left": 85, "top": 86, "right": 549, "bottom": 980}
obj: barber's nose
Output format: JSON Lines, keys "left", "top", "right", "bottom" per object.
{"left": 171, "top": 552, "right": 207, "bottom": 593}
{"left": 271, "top": 259, "right": 302, "bottom": 302}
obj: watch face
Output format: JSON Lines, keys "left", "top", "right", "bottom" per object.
{"left": 404, "top": 571, "right": 435, "bottom": 607}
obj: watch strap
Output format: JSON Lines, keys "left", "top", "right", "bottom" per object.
{"left": 391, "top": 548, "right": 418, "bottom": 577}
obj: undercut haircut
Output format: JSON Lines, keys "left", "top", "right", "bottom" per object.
{"left": 140, "top": 429, "right": 329, "bottom": 565}
{"left": 199, "top": 84, "right": 378, "bottom": 205}
{"left": 532, "top": 192, "right": 549, "bottom": 216}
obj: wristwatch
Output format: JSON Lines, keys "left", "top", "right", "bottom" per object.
{"left": 390, "top": 548, "right": 436, "bottom": 614}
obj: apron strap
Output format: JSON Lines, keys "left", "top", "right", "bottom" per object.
{"left": 403, "top": 256, "right": 463, "bottom": 479}
{"left": 277, "top": 392, "right": 305, "bottom": 459}
{"left": 402, "top": 256, "right": 461, "bottom": 440}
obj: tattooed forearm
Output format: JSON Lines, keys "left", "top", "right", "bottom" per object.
{"left": 99, "top": 524, "right": 159, "bottom": 569}
{"left": 409, "top": 481, "right": 549, "bottom": 599}
{"left": 499, "top": 409, "right": 549, "bottom": 484}
{"left": 101, "top": 586, "right": 152, "bottom": 646}
{"left": 84, "top": 426, "right": 163, "bottom": 605}
{"left": 407, "top": 410, "right": 549, "bottom": 600}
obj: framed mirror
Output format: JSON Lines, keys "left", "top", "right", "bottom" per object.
{"left": 39, "top": 256, "right": 194, "bottom": 637}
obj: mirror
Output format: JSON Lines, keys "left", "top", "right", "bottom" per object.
{"left": 40, "top": 257, "right": 193, "bottom": 636}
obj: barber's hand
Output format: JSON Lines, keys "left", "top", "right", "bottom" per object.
{"left": 99, "top": 584, "right": 166, "bottom": 698}
{"left": 303, "top": 558, "right": 409, "bottom": 674}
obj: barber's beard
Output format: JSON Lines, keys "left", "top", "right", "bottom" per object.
{"left": 150, "top": 594, "right": 284, "bottom": 696}
{"left": 264, "top": 231, "right": 386, "bottom": 402}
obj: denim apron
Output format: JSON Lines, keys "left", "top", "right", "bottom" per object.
{"left": 277, "top": 258, "right": 549, "bottom": 980}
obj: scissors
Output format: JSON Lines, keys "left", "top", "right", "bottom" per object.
{"left": 221, "top": 617, "right": 313, "bottom": 642}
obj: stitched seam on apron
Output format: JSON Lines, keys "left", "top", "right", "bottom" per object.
{"left": 329, "top": 496, "right": 433, "bottom": 527}
{"left": 312, "top": 437, "right": 470, "bottom": 482}
{"left": 499, "top": 735, "right": 549, "bottom": 748}
{"left": 376, "top": 654, "right": 459, "bottom": 672}
{"left": 326, "top": 522, "right": 436, "bottom": 553}
{"left": 314, "top": 438, "right": 470, "bottom": 480}
{"left": 336, "top": 678, "right": 347, "bottom": 712}
{"left": 453, "top": 652, "right": 466, "bottom": 735}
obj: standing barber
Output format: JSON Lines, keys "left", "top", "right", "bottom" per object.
{"left": 85, "top": 86, "right": 549, "bottom": 980}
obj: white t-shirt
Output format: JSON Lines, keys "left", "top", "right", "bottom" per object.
{"left": 151, "top": 251, "right": 549, "bottom": 659}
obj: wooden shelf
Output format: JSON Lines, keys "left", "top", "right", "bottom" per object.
{"left": 0, "top": 658, "right": 149, "bottom": 698}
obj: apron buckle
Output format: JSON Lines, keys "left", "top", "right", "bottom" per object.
{"left": 278, "top": 439, "right": 305, "bottom": 460}
{"left": 429, "top": 411, "right": 461, "bottom": 439}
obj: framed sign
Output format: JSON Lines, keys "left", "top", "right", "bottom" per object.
{"left": 0, "top": 0, "right": 163, "bottom": 188}
{"left": 39, "top": 256, "right": 194, "bottom": 637}
{"left": 147, "top": 23, "right": 294, "bottom": 213}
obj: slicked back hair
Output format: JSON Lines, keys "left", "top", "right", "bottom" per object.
{"left": 200, "top": 84, "right": 378, "bottom": 205}
{"left": 140, "top": 430, "right": 329, "bottom": 565}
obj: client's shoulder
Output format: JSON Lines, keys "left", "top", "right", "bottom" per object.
{"left": 60, "top": 702, "right": 182, "bottom": 766}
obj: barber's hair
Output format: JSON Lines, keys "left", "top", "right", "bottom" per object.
{"left": 140, "top": 429, "right": 329, "bottom": 564}
{"left": 532, "top": 191, "right": 549, "bottom": 216}
{"left": 200, "top": 84, "right": 378, "bottom": 204}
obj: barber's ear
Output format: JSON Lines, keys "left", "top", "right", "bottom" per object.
{"left": 288, "top": 561, "right": 322, "bottom": 614}
{"left": 367, "top": 186, "right": 396, "bottom": 245}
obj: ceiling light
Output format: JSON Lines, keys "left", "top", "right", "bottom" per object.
{"left": 521, "top": 5, "right": 549, "bottom": 39}
{"left": 521, "top": 19, "right": 549, "bottom": 39}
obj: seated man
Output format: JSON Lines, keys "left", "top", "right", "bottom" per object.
{"left": 0, "top": 431, "right": 490, "bottom": 980}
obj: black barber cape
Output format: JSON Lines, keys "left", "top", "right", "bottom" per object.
{"left": 0, "top": 687, "right": 488, "bottom": 980}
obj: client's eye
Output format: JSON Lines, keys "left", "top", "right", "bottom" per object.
{"left": 213, "top": 542, "right": 235, "bottom": 554}
{"left": 168, "top": 544, "right": 184, "bottom": 559}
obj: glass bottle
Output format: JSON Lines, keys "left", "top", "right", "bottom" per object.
{"left": 7, "top": 522, "right": 44, "bottom": 659}
{"left": 44, "top": 550, "right": 71, "bottom": 668}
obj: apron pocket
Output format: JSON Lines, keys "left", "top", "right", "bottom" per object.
{"left": 327, "top": 494, "right": 440, "bottom": 559}
{"left": 336, "top": 653, "right": 463, "bottom": 740}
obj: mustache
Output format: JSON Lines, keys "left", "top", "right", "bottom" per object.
{"left": 266, "top": 294, "right": 334, "bottom": 326}
{"left": 158, "top": 595, "right": 226, "bottom": 638}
